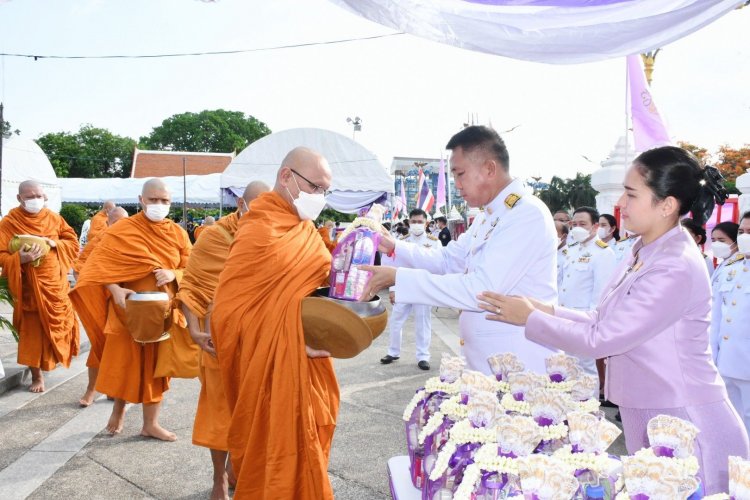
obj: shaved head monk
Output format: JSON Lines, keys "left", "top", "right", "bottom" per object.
{"left": 72, "top": 206, "right": 129, "bottom": 407}
{"left": 84, "top": 200, "right": 116, "bottom": 248}
{"left": 212, "top": 147, "right": 339, "bottom": 499}
{"left": 0, "top": 181, "right": 80, "bottom": 392}
{"left": 193, "top": 215, "right": 216, "bottom": 241}
{"left": 177, "top": 180, "right": 269, "bottom": 500}
{"left": 70, "top": 179, "right": 191, "bottom": 440}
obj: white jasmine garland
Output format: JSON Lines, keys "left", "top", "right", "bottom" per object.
{"left": 702, "top": 495, "right": 730, "bottom": 499}
{"left": 448, "top": 419, "right": 497, "bottom": 445}
{"left": 500, "top": 393, "right": 530, "bottom": 414}
{"left": 473, "top": 443, "right": 520, "bottom": 474}
{"left": 552, "top": 446, "right": 619, "bottom": 475}
{"left": 418, "top": 411, "right": 445, "bottom": 444}
{"left": 452, "top": 463, "right": 482, "bottom": 500}
{"left": 403, "top": 390, "right": 427, "bottom": 421}
{"left": 496, "top": 380, "right": 511, "bottom": 394}
{"left": 539, "top": 422, "right": 568, "bottom": 441}
{"left": 424, "top": 377, "right": 460, "bottom": 394}
{"left": 575, "top": 398, "right": 601, "bottom": 413}
{"left": 545, "top": 380, "right": 576, "bottom": 392}
{"left": 429, "top": 442, "right": 458, "bottom": 480}
{"left": 439, "top": 395, "right": 469, "bottom": 420}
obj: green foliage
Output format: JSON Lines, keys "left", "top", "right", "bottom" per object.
{"left": 2, "top": 120, "right": 20, "bottom": 139}
{"left": 60, "top": 203, "right": 90, "bottom": 236}
{"left": 317, "top": 208, "right": 356, "bottom": 225}
{"left": 537, "top": 173, "right": 598, "bottom": 213}
{"left": 36, "top": 124, "right": 136, "bottom": 178}
{"left": 0, "top": 276, "right": 17, "bottom": 341}
{"left": 139, "top": 109, "right": 271, "bottom": 153}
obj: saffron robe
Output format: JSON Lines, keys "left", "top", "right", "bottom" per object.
{"left": 0, "top": 207, "right": 79, "bottom": 370}
{"left": 212, "top": 192, "right": 340, "bottom": 500}
{"left": 70, "top": 212, "right": 191, "bottom": 402}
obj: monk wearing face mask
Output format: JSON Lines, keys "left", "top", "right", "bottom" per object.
{"left": 0, "top": 180, "right": 79, "bottom": 393}
{"left": 70, "top": 179, "right": 191, "bottom": 441}
{"left": 211, "top": 147, "right": 339, "bottom": 499}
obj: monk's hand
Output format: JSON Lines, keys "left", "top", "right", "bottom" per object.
{"left": 108, "top": 285, "right": 135, "bottom": 309}
{"left": 41, "top": 237, "right": 56, "bottom": 248}
{"left": 305, "top": 345, "right": 331, "bottom": 358}
{"left": 19, "top": 243, "right": 44, "bottom": 264}
{"left": 389, "top": 291, "right": 395, "bottom": 305}
{"left": 153, "top": 269, "right": 176, "bottom": 287}
{"left": 476, "top": 292, "right": 535, "bottom": 326}
{"left": 358, "top": 265, "right": 396, "bottom": 302}
{"left": 191, "top": 331, "right": 216, "bottom": 356}
{"left": 378, "top": 226, "right": 396, "bottom": 254}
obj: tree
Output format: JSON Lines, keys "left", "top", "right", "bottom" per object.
{"left": 537, "top": 176, "right": 570, "bottom": 214}
{"left": 139, "top": 109, "right": 271, "bottom": 153}
{"left": 537, "top": 173, "right": 598, "bottom": 213}
{"left": 36, "top": 125, "right": 137, "bottom": 178}
{"left": 60, "top": 203, "right": 89, "bottom": 236}
{"left": 715, "top": 144, "right": 750, "bottom": 184}
{"left": 2, "top": 119, "right": 20, "bottom": 139}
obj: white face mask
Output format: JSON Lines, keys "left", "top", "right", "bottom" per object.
{"left": 736, "top": 234, "right": 750, "bottom": 255}
{"left": 711, "top": 241, "right": 733, "bottom": 260}
{"left": 410, "top": 223, "right": 425, "bottom": 236}
{"left": 287, "top": 175, "right": 326, "bottom": 221}
{"left": 569, "top": 226, "right": 591, "bottom": 244}
{"left": 23, "top": 198, "right": 45, "bottom": 214}
{"left": 597, "top": 227, "right": 612, "bottom": 240}
{"left": 145, "top": 203, "right": 170, "bottom": 222}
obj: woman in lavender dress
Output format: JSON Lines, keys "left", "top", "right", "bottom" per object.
{"left": 477, "top": 146, "right": 749, "bottom": 493}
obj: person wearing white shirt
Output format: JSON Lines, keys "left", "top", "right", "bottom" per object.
{"left": 380, "top": 208, "right": 439, "bottom": 370}
{"left": 362, "top": 126, "right": 559, "bottom": 374}
{"left": 558, "top": 206, "right": 617, "bottom": 378}
{"left": 555, "top": 221, "right": 569, "bottom": 289}
{"left": 710, "top": 222, "right": 740, "bottom": 292}
{"left": 681, "top": 217, "right": 715, "bottom": 276}
{"left": 711, "top": 211, "right": 750, "bottom": 436}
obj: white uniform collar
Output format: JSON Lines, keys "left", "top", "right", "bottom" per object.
{"left": 483, "top": 178, "right": 522, "bottom": 217}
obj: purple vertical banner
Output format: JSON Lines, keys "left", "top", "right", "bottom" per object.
{"left": 627, "top": 54, "right": 671, "bottom": 151}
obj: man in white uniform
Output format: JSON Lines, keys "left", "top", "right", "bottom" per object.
{"left": 555, "top": 220, "right": 569, "bottom": 288}
{"left": 380, "top": 208, "right": 439, "bottom": 370}
{"left": 558, "top": 206, "right": 617, "bottom": 376}
{"left": 362, "top": 126, "right": 559, "bottom": 374}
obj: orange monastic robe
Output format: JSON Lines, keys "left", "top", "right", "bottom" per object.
{"left": 176, "top": 211, "right": 239, "bottom": 451}
{"left": 212, "top": 192, "right": 340, "bottom": 500}
{"left": 0, "top": 207, "right": 80, "bottom": 370}
{"left": 317, "top": 227, "right": 337, "bottom": 253}
{"left": 86, "top": 210, "right": 108, "bottom": 245}
{"left": 193, "top": 225, "right": 205, "bottom": 240}
{"left": 70, "top": 212, "right": 191, "bottom": 403}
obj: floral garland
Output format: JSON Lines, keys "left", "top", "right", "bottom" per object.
{"left": 575, "top": 398, "right": 601, "bottom": 413}
{"left": 552, "top": 446, "right": 620, "bottom": 475}
{"left": 452, "top": 463, "right": 482, "bottom": 500}
{"left": 402, "top": 389, "right": 427, "bottom": 421}
{"left": 539, "top": 422, "right": 569, "bottom": 441}
{"left": 496, "top": 380, "right": 511, "bottom": 394}
{"left": 632, "top": 448, "right": 700, "bottom": 477}
{"left": 418, "top": 411, "right": 445, "bottom": 444}
{"left": 473, "top": 443, "right": 520, "bottom": 475}
{"left": 702, "top": 495, "right": 730, "bottom": 499}
{"left": 545, "top": 380, "right": 576, "bottom": 392}
{"left": 424, "top": 377, "right": 460, "bottom": 394}
{"left": 428, "top": 419, "right": 497, "bottom": 481}
{"left": 439, "top": 395, "right": 468, "bottom": 420}
{"left": 500, "top": 393, "right": 530, "bottom": 414}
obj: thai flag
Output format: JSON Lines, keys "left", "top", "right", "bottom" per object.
{"left": 393, "top": 181, "right": 407, "bottom": 220}
{"left": 415, "top": 168, "right": 435, "bottom": 213}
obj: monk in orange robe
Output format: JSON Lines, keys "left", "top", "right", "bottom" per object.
{"left": 212, "top": 147, "right": 340, "bottom": 500}
{"left": 177, "top": 181, "right": 269, "bottom": 500}
{"left": 317, "top": 220, "right": 337, "bottom": 253}
{"left": 193, "top": 216, "right": 215, "bottom": 241}
{"left": 70, "top": 179, "right": 191, "bottom": 441}
{"left": 84, "top": 200, "right": 115, "bottom": 249}
{"left": 72, "top": 206, "right": 129, "bottom": 407}
{"left": 0, "top": 181, "right": 80, "bottom": 392}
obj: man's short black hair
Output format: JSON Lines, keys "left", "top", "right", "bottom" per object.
{"left": 435, "top": 216, "right": 447, "bottom": 225}
{"left": 409, "top": 208, "right": 428, "bottom": 220}
{"left": 742, "top": 211, "right": 750, "bottom": 223}
{"left": 445, "top": 125, "right": 510, "bottom": 171}
{"left": 572, "top": 206, "right": 599, "bottom": 224}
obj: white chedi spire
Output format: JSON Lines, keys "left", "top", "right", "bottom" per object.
{"left": 591, "top": 136, "right": 636, "bottom": 217}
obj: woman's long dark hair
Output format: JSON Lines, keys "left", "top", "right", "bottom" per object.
{"left": 599, "top": 213, "right": 620, "bottom": 241}
{"left": 634, "top": 146, "right": 728, "bottom": 226}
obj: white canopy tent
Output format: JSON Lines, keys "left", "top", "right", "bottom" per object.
{"left": 59, "top": 173, "right": 223, "bottom": 206}
{"left": 0, "top": 136, "right": 62, "bottom": 214}
{"left": 221, "top": 128, "right": 393, "bottom": 213}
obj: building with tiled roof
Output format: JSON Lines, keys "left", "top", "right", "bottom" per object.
{"left": 130, "top": 148, "right": 235, "bottom": 178}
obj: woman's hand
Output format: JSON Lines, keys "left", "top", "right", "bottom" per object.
{"left": 477, "top": 292, "right": 537, "bottom": 326}
{"left": 358, "top": 265, "right": 397, "bottom": 302}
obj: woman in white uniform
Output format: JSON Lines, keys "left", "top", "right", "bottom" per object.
{"left": 681, "top": 217, "right": 715, "bottom": 276}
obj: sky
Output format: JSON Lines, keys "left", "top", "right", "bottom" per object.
{"left": 0, "top": 0, "right": 748, "bottom": 183}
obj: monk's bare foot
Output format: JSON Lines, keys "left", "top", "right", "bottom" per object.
{"left": 210, "top": 474, "right": 229, "bottom": 500}
{"left": 140, "top": 424, "right": 177, "bottom": 442}
{"left": 29, "top": 378, "right": 45, "bottom": 393}
{"left": 106, "top": 410, "right": 125, "bottom": 435}
{"left": 227, "top": 462, "right": 236, "bottom": 489}
{"left": 79, "top": 389, "right": 96, "bottom": 407}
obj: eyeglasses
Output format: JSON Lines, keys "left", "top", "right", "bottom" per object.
{"left": 291, "top": 169, "right": 330, "bottom": 196}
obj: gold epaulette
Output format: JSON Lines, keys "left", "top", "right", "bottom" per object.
{"left": 427, "top": 234, "right": 438, "bottom": 241}
{"left": 595, "top": 240, "right": 609, "bottom": 249}
{"left": 504, "top": 193, "right": 522, "bottom": 209}
{"left": 726, "top": 253, "right": 745, "bottom": 266}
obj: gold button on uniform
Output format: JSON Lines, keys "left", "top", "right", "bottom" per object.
{"left": 459, "top": 338, "right": 465, "bottom": 346}
{"left": 732, "top": 300, "right": 737, "bottom": 306}
{"left": 723, "top": 336, "right": 730, "bottom": 340}
{"left": 727, "top": 318, "right": 732, "bottom": 323}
